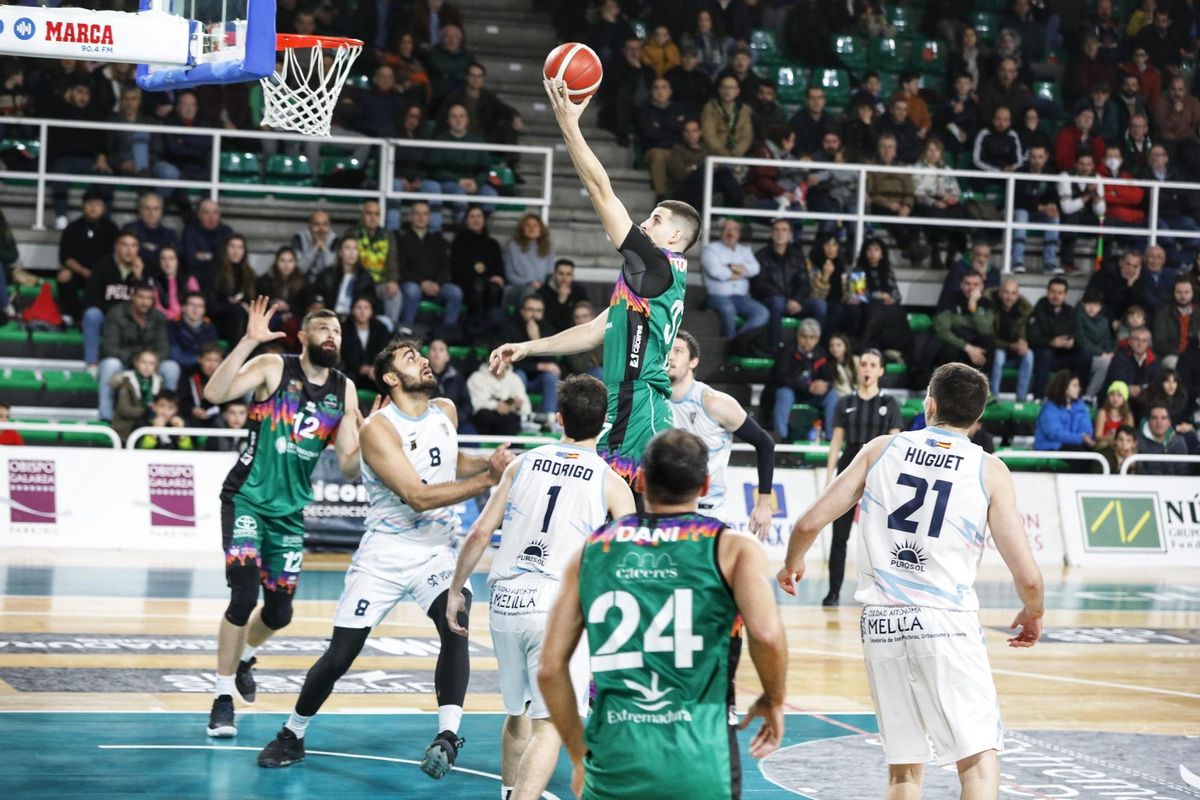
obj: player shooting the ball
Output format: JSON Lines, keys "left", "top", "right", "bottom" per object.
{"left": 489, "top": 74, "right": 702, "bottom": 494}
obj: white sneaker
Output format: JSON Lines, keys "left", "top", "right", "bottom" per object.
{"left": 53, "top": 215, "right": 68, "bottom": 231}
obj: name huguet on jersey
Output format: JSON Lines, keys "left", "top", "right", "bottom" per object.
{"left": 903, "top": 442, "right": 967, "bottom": 471}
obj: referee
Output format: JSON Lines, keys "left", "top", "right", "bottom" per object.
{"left": 822, "top": 349, "right": 901, "bottom": 606}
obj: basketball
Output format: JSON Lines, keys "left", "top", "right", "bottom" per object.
{"left": 543, "top": 42, "right": 603, "bottom": 102}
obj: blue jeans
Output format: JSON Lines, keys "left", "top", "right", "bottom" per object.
{"left": 516, "top": 368, "right": 558, "bottom": 414}
{"left": 763, "top": 295, "right": 827, "bottom": 347}
{"left": 707, "top": 293, "right": 769, "bottom": 338}
{"left": 1157, "top": 214, "right": 1200, "bottom": 265}
{"left": 437, "top": 180, "right": 499, "bottom": 223}
{"left": 991, "top": 347, "right": 1034, "bottom": 399}
{"left": 82, "top": 306, "right": 105, "bottom": 365}
{"left": 1012, "top": 208, "right": 1059, "bottom": 269}
{"left": 772, "top": 386, "right": 838, "bottom": 439}
{"left": 388, "top": 178, "right": 444, "bottom": 231}
{"left": 399, "top": 281, "right": 463, "bottom": 325}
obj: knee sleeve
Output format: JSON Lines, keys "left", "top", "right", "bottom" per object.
{"left": 260, "top": 588, "right": 294, "bottom": 630}
{"left": 223, "top": 562, "right": 259, "bottom": 626}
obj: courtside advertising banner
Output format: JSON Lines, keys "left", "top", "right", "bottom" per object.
{"left": 723, "top": 466, "right": 821, "bottom": 564}
{"left": 1057, "top": 474, "right": 1200, "bottom": 567}
{"left": 981, "top": 472, "right": 1064, "bottom": 566}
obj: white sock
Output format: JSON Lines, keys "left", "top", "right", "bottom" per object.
{"left": 214, "top": 674, "right": 237, "bottom": 698}
{"left": 241, "top": 644, "right": 259, "bottom": 662}
{"left": 438, "top": 704, "right": 463, "bottom": 734}
{"left": 285, "top": 711, "right": 312, "bottom": 738}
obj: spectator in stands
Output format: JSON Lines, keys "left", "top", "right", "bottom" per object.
{"left": 1065, "top": 34, "right": 1116, "bottom": 106}
{"left": 467, "top": 359, "right": 528, "bottom": 436}
{"left": 1010, "top": 144, "right": 1061, "bottom": 274}
{"left": 152, "top": 245, "right": 200, "bottom": 323}
{"left": 745, "top": 127, "right": 805, "bottom": 213}
{"left": 209, "top": 235, "right": 255, "bottom": 344}
{"left": 449, "top": 205, "right": 505, "bottom": 329}
{"left": 396, "top": 201, "right": 459, "bottom": 330}
{"left": 637, "top": 78, "right": 688, "bottom": 201}
{"left": 348, "top": 0, "right": 405, "bottom": 70}
{"left": 180, "top": 199, "right": 232, "bottom": 280}
{"left": 124, "top": 193, "right": 178, "bottom": 273}
{"left": 667, "top": 118, "right": 745, "bottom": 211}
{"left": 1146, "top": 369, "right": 1192, "bottom": 431}
{"left": 205, "top": 400, "right": 249, "bottom": 453}
{"left": 82, "top": 231, "right": 148, "bottom": 373}
{"left": 932, "top": 271, "right": 996, "bottom": 373}
{"left": 867, "top": 134, "right": 925, "bottom": 263}
{"left": 642, "top": 24, "right": 681, "bottom": 78}
{"left": 913, "top": 138, "right": 968, "bottom": 271}
{"left": 1077, "top": 287, "right": 1117, "bottom": 397}
{"left": 1081, "top": 0, "right": 1123, "bottom": 63}
{"left": 58, "top": 189, "right": 119, "bottom": 322}
{"left": 894, "top": 72, "right": 932, "bottom": 139}
{"left": 589, "top": 0, "right": 638, "bottom": 75}
{"left": 1095, "top": 380, "right": 1134, "bottom": 446}
{"left": 1142, "top": 244, "right": 1178, "bottom": 314}
{"left": 1150, "top": 76, "right": 1200, "bottom": 177}
{"left": 597, "top": 37, "right": 655, "bottom": 147}
{"left": 133, "top": 392, "right": 194, "bottom": 449}
{"left": 1017, "top": 106, "right": 1052, "bottom": 155}
{"left": 99, "top": 282, "right": 177, "bottom": 424}
{"left": 108, "top": 86, "right": 152, "bottom": 180}
{"left": 316, "top": 237, "right": 378, "bottom": 318}
{"left": 790, "top": 86, "right": 835, "bottom": 158}
{"left": 875, "top": 95, "right": 922, "bottom": 165}
{"left": 291, "top": 210, "right": 338, "bottom": 277}
{"left": 850, "top": 72, "right": 886, "bottom": 118}
{"left": 0, "top": 401, "right": 23, "bottom": 447}
{"left": 441, "top": 62, "right": 525, "bottom": 180}
{"left": 1137, "top": 402, "right": 1189, "bottom": 473}
{"left": 702, "top": 218, "right": 767, "bottom": 339}
{"left": 537, "top": 258, "right": 588, "bottom": 334}
{"left": 167, "top": 291, "right": 217, "bottom": 369}
{"left": 110, "top": 349, "right": 167, "bottom": 442}
{"left": 1030, "top": 277, "right": 1091, "bottom": 396}
{"left": 1104, "top": 423, "right": 1141, "bottom": 472}
{"left": 807, "top": 233, "right": 845, "bottom": 318}
{"left": 948, "top": 26, "right": 988, "bottom": 90}
{"left": 408, "top": 0, "right": 465, "bottom": 52}
{"left": 941, "top": 243, "right": 1001, "bottom": 307}
{"left": 425, "top": 24, "right": 474, "bottom": 104}
{"left": 838, "top": 238, "right": 911, "bottom": 360}
{"left": 1121, "top": 113, "right": 1154, "bottom": 174}
{"left": 1090, "top": 250, "right": 1148, "bottom": 326}
{"left": 340, "top": 296, "right": 390, "bottom": 384}
{"left": 47, "top": 76, "right": 109, "bottom": 230}
{"left": 499, "top": 294, "right": 559, "bottom": 414}
{"left": 1138, "top": 145, "right": 1200, "bottom": 265}
{"left": 1098, "top": 145, "right": 1146, "bottom": 237}
{"left": 430, "top": 103, "right": 499, "bottom": 221}
{"left": 754, "top": 219, "right": 824, "bottom": 347}
{"left": 700, "top": 75, "right": 754, "bottom": 160}
{"left": 680, "top": 8, "right": 726, "bottom": 78}
{"left": 1034, "top": 370, "right": 1096, "bottom": 451}
{"left": 843, "top": 97, "right": 880, "bottom": 164}
{"left": 1153, "top": 277, "right": 1196, "bottom": 370}
{"left": 1120, "top": 44, "right": 1161, "bottom": 103}
{"left": 428, "top": 338, "right": 472, "bottom": 415}
{"left": 1106, "top": 325, "right": 1160, "bottom": 413}
{"left": 1135, "top": 8, "right": 1188, "bottom": 71}
{"left": 344, "top": 200, "right": 400, "bottom": 324}
{"left": 769, "top": 318, "right": 835, "bottom": 441}
{"left": 936, "top": 72, "right": 981, "bottom": 160}
{"left": 1074, "top": 81, "right": 1120, "bottom": 143}
{"left": 978, "top": 58, "right": 1031, "bottom": 123}
{"left": 715, "top": 44, "right": 761, "bottom": 99}
{"left": 178, "top": 342, "right": 223, "bottom": 428}
{"left": 973, "top": 106, "right": 1024, "bottom": 172}
{"left": 353, "top": 66, "right": 419, "bottom": 139}
{"left": 664, "top": 45, "right": 712, "bottom": 117}
{"left": 503, "top": 213, "right": 555, "bottom": 301}
{"left": 151, "top": 91, "right": 208, "bottom": 218}
{"left": 257, "top": 246, "right": 311, "bottom": 343}
{"left": 1058, "top": 152, "right": 1106, "bottom": 273}
{"left": 989, "top": 277, "right": 1035, "bottom": 399}
{"left": 1126, "top": 0, "right": 1157, "bottom": 37}
{"left": 750, "top": 81, "right": 788, "bottom": 146}
{"left": 804, "top": 131, "right": 855, "bottom": 238}
{"left": 389, "top": 103, "right": 444, "bottom": 231}
{"left": 1054, "top": 107, "right": 1104, "bottom": 172}
{"left": 562, "top": 301, "right": 605, "bottom": 379}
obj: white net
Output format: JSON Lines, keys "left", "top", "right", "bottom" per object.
{"left": 260, "top": 38, "right": 362, "bottom": 137}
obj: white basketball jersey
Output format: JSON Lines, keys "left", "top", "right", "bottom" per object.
{"left": 360, "top": 401, "right": 459, "bottom": 545}
{"left": 670, "top": 380, "right": 731, "bottom": 514}
{"left": 854, "top": 427, "right": 989, "bottom": 612}
{"left": 488, "top": 443, "right": 609, "bottom": 588}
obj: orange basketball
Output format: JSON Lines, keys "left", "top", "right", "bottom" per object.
{"left": 543, "top": 43, "right": 603, "bottom": 102}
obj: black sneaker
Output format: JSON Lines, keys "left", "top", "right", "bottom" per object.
{"left": 207, "top": 695, "right": 237, "bottom": 738}
{"left": 420, "top": 729, "right": 465, "bottom": 779}
{"left": 258, "top": 727, "right": 305, "bottom": 768}
{"left": 235, "top": 657, "right": 257, "bottom": 704}
{"left": 821, "top": 593, "right": 839, "bottom": 607}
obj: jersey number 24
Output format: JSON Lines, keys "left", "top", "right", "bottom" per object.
{"left": 587, "top": 589, "right": 703, "bottom": 673}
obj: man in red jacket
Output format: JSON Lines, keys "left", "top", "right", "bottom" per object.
{"left": 1054, "top": 107, "right": 1106, "bottom": 172}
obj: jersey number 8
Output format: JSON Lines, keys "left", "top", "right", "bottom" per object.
{"left": 587, "top": 588, "right": 703, "bottom": 673}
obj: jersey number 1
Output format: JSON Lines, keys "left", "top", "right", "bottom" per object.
{"left": 886, "top": 472, "right": 953, "bottom": 538}
{"left": 540, "top": 485, "right": 561, "bottom": 533}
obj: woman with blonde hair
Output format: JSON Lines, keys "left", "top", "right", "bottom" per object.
{"left": 502, "top": 212, "right": 555, "bottom": 301}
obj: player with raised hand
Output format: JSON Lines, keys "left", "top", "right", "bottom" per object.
{"left": 778, "top": 363, "right": 1044, "bottom": 800}
{"left": 445, "top": 374, "right": 635, "bottom": 800}
{"left": 489, "top": 77, "right": 702, "bottom": 492}
{"left": 201, "top": 296, "right": 366, "bottom": 738}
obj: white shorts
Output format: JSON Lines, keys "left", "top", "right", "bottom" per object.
{"left": 698, "top": 496, "right": 727, "bottom": 523}
{"left": 860, "top": 605, "right": 1003, "bottom": 766}
{"left": 332, "top": 532, "right": 468, "bottom": 629}
{"left": 491, "top": 621, "right": 589, "bottom": 719}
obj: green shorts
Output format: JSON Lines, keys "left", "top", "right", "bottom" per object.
{"left": 221, "top": 496, "right": 306, "bottom": 594}
{"left": 598, "top": 382, "right": 674, "bottom": 485}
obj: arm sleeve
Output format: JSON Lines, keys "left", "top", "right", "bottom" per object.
{"left": 733, "top": 415, "right": 775, "bottom": 493}
{"left": 619, "top": 224, "right": 675, "bottom": 298}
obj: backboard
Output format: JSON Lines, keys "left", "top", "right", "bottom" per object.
{"left": 136, "top": 0, "right": 275, "bottom": 91}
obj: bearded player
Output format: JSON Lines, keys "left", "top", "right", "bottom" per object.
{"left": 488, "top": 78, "right": 702, "bottom": 490}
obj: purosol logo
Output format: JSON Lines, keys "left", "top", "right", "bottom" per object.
{"left": 1078, "top": 493, "right": 1165, "bottom": 552}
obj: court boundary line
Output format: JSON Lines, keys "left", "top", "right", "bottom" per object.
{"left": 1006, "top": 731, "right": 1200, "bottom": 798}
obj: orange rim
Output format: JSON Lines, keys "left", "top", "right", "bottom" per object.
{"left": 275, "top": 33, "right": 363, "bottom": 51}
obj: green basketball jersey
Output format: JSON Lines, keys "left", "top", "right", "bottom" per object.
{"left": 220, "top": 355, "right": 348, "bottom": 516}
{"left": 599, "top": 226, "right": 688, "bottom": 482}
{"left": 578, "top": 513, "right": 739, "bottom": 800}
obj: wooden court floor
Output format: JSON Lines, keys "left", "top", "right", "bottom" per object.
{"left": 0, "top": 548, "right": 1196, "bottom": 798}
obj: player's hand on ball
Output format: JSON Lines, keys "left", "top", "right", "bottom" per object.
{"left": 488, "top": 342, "right": 529, "bottom": 375}
{"left": 244, "top": 296, "right": 286, "bottom": 345}
{"left": 543, "top": 78, "right": 591, "bottom": 125}
{"left": 1007, "top": 607, "right": 1043, "bottom": 647}
{"left": 776, "top": 563, "right": 805, "bottom": 596}
{"left": 487, "top": 444, "right": 514, "bottom": 480}
{"left": 446, "top": 590, "right": 469, "bottom": 637}
{"left": 738, "top": 694, "right": 784, "bottom": 758}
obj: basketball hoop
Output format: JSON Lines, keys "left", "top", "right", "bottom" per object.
{"left": 261, "top": 33, "right": 363, "bottom": 137}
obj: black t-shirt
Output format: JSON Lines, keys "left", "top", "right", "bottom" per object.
{"left": 834, "top": 391, "right": 901, "bottom": 445}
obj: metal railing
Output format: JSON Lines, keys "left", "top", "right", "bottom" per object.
{"left": 701, "top": 155, "right": 1200, "bottom": 272}
{"left": 998, "top": 448, "right": 1111, "bottom": 473}
{"left": 1119, "top": 453, "right": 1200, "bottom": 474}
{"left": 124, "top": 426, "right": 247, "bottom": 449}
{"left": 0, "top": 421, "right": 120, "bottom": 448}
{"left": 0, "top": 115, "right": 554, "bottom": 228}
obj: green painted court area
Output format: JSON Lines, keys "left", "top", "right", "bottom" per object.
{"left": 0, "top": 711, "right": 877, "bottom": 799}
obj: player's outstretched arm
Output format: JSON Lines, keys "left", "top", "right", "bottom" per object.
{"left": 722, "top": 532, "right": 787, "bottom": 758}
{"left": 984, "top": 455, "right": 1045, "bottom": 647}
{"left": 543, "top": 79, "right": 634, "bottom": 247}
{"left": 488, "top": 307, "right": 608, "bottom": 375}
{"left": 446, "top": 458, "right": 521, "bottom": 636}
{"left": 778, "top": 434, "right": 893, "bottom": 594}
{"left": 705, "top": 389, "right": 776, "bottom": 539}
{"left": 538, "top": 554, "right": 588, "bottom": 797}
{"left": 203, "top": 296, "right": 285, "bottom": 404}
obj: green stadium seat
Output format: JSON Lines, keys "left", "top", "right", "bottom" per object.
{"left": 1033, "top": 80, "right": 1061, "bottom": 105}
{"left": 418, "top": 300, "right": 445, "bottom": 316}
{"left": 832, "top": 35, "right": 867, "bottom": 70}
{"left": 11, "top": 418, "right": 57, "bottom": 444}
{"left": 357, "top": 388, "right": 377, "bottom": 408}
{"left": 810, "top": 68, "right": 851, "bottom": 106}
{"left": 631, "top": 20, "right": 647, "bottom": 40}
{"left": 729, "top": 356, "right": 775, "bottom": 370}
{"left": 528, "top": 392, "right": 543, "bottom": 408}
{"left": 884, "top": 362, "right": 908, "bottom": 378}
{"left": 907, "top": 312, "right": 933, "bottom": 333}
{"left": 265, "top": 154, "right": 314, "bottom": 186}
{"left": 750, "top": 29, "right": 782, "bottom": 64}
{"left": 967, "top": 11, "right": 997, "bottom": 42}
{"left": 318, "top": 155, "right": 363, "bottom": 179}
{"left": 31, "top": 330, "right": 83, "bottom": 347}
{"left": 1009, "top": 401, "right": 1041, "bottom": 425}
{"left": 787, "top": 403, "right": 822, "bottom": 441}
{"left": 885, "top": 4, "right": 922, "bottom": 34}
{"left": 0, "top": 368, "right": 42, "bottom": 392}
{"left": 981, "top": 402, "right": 1012, "bottom": 423}
{"left": 775, "top": 66, "right": 808, "bottom": 105}
{"left": 17, "top": 280, "right": 58, "bottom": 300}
{"left": 0, "top": 322, "right": 27, "bottom": 343}
{"left": 343, "top": 74, "right": 370, "bottom": 93}
{"left": 868, "top": 36, "right": 910, "bottom": 70}
{"left": 42, "top": 369, "right": 97, "bottom": 394}
{"left": 910, "top": 38, "right": 945, "bottom": 73}
{"left": 781, "top": 317, "right": 800, "bottom": 331}
{"left": 473, "top": 346, "right": 490, "bottom": 361}
{"left": 448, "top": 346, "right": 472, "bottom": 360}
{"left": 220, "top": 151, "right": 260, "bottom": 177}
